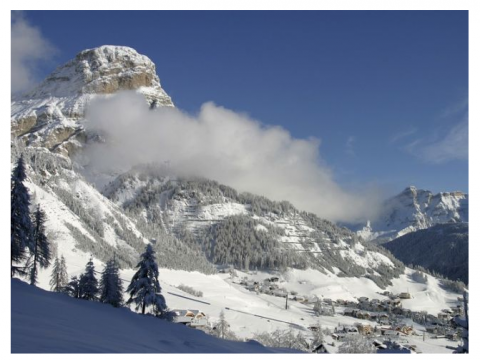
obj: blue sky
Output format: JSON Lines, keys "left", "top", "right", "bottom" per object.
{"left": 17, "top": 10, "right": 468, "bottom": 195}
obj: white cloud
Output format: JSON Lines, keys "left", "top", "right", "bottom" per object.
{"left": 83, "top": 92, "right": 382, "bottom": 223}
{"left": 415, "top": 119, "right": 468, "bottom": 163}
{"left": 402, "top": 99, "right": 468, "bottom": 164}
{"left": 11, "top": 11, "right": 56, "bottom": 94}
{"left": 389, "top": 127, "right": 417, "bottom": 144}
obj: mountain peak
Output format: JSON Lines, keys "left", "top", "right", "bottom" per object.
{"left": 12, "top": 45, "right": 173, "bottom": 156}
{"left": 26, "top": 45, "right": 169, "bottom": 99}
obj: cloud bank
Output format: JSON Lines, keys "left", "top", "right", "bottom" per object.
{"left": 11, "top": 12, "right": 56, "bottom": 94}
{"left": 84, "top": 92, "right": 381, "bottom": 223}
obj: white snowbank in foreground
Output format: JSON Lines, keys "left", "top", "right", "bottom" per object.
{"left": 11, "top": 279, "right": 297, "bottom": 353}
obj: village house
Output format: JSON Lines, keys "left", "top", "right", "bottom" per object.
{"left": 272, "top": 289, "right": 288, "bottom": 298}
{"left": 293, "top": 295, "right": 307, "bottom": 303}
{"left": 381, "top": 329, "right": 400, "bottom": 338}
{"left": 355, "top": 323, "right": 373, "bottom": 335}
{"left": 395, "top": 324, "right": 414, "bottom": 335}
{"left": 172, "top": 309, "right": 208, "bottom": 328}
{"left": 332, "top": 325, "right": 359, "bottom": 340}
{"left": 399, "top": 292, "right": 412, "bottom": 299}
{"left": 356, "top": 311, "right": 371, "bottom": 320}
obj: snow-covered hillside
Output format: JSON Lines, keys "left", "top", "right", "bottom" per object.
{"left": 352, "top": 186, "right": 468, "bottom": 243}
{"left": 383, "top": 223, "right": 468, "bottom": 284}
{"left": 11, "top": 279, "right": 290, "bottom": 353}
{"left": 102, "top": 165, "right": 405, "bottom": 289}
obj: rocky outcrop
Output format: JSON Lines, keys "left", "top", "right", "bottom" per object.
{"left": 11, "top": 46, "right": 174, "bottom": 157}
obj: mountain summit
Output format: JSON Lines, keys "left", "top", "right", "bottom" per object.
{"left": 354, "top": 186, "right": 468, "bottom": 243}
{"left": 11, "top": 45, "right": 173, "bottom": 156}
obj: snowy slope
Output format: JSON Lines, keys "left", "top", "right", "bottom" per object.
{"left": 103, "top": 167, "right": 405, "bottom": 289}
{"left": 352, "top": 186, "right": 468, "bottom": 243}
{"left": 11, "top": 279, "right": 292, "bottom": 353}
{"left": 22, "top": 263, "right": 459, "bottom": 354}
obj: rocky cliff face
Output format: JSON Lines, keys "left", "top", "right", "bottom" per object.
{"left": 11, "top": 46, "right": 173, "bottom": 157}
{"left": 354, "top": 186, "right": 468, "bottom": 243}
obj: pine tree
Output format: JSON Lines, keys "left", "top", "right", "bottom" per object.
{"left": 311, "top": 321, "right": 324, "bottom": 348}
{"left": 126, "top": 244, "right": 166, "bottom": 315}
{"left": 50, "top": 255, "right": 69, "bottom": 291}
{"left": 59, "top": 255, "right": 69, "bottom": 288}
{"left": 11, "top": 155, "right": 33, "bottom": 277}
{"left": 64, "top": 276, "right": 82, "bottom": 298}
{"left": 100, "top": 257, "right": 124, "bottom": 307}
{"left": 29, "top": 205, "right": 51, "bottom": 286}
{"left": 79, "top": 257, "right": 99, "bottom": 301}
{"left": 213, "top": 310, "right": 230, "bottom": 339}
{"left": 50, "top": 257, "right": 61, "bottom": 291}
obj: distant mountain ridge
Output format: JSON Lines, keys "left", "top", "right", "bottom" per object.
{"left": 382, "top": 223, "right": 468, "bottom": 284}
{"left": 353, "top": 186, "right": 468, "bottom": 244}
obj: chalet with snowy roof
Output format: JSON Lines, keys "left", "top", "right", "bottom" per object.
{"left": 355, "top": 323, "right": 373, "bottom": 335}
{"left": 334, "top": 325, "right": 358, "bottom": 334}
{"left": 172, "top": 309, "right": 208, "bottom": 327}
{"left": 399, "top": 292, "right": 411, "bottom": 299}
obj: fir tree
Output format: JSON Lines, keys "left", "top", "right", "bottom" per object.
{"left": 100, "top": 257, "right": 124, "bottom": 307}
{"left": 59, "top": 255, "right": 69, "bottom": 288}
{"left": 11, "top": 155, "right": 33, "bottom": 277}
{"left": 29, "top": 205, "right": 51, "bottom": 286}
{"left": 311, "top": 322, "right": 324, "bottom": 348}
{"left": 50, "top": 257, "right": 61, "bottom": 291}
{"left": 126, "top": 244, "right": 166, "bottom": 315}
{"left": 79, "top": 257, "right": 99, "bottom": 301}
{"left": 64, "top": 276, "right": 82, "bottom": 298}
{"left": 50, "top": 255, "right": 69, "bottom": 291}
{"left": 212, "top": 310, "right": 231, "bottom": 339}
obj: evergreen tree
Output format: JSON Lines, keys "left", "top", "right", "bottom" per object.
{"left": 311, "top": 322, "right": 324, "bottom": 348}
{"left": 29, "top": 205, "right": 51, "bottom": 286}
{"left": 59, "top": 255, "right": 69, "bottom": 288}
{"left": 100, "top": 257, "right": 124, "bottom": 307}
{"left": 50, "top": 257, "right": 61, "bottom": 291}
{"left": 79, "top": 257, "right": 99, "bottom": 301}
{"left": 126, "top": 244, "right": 166, "bottom": 315}
{"left": 11, "top": 155, "right": 33, "bottom": 277}
{"left": 212, "top": 310, "right": 231, "bottom": 339}
{"left": 64, "top": 276, "right": 82, "bottom": 298}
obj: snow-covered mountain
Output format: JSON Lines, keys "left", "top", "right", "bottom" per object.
{"left": 11, "top": 45, "right": 173, "bottom": 157}
{"left": 102, "top": 164, "right": 405, "bottom": 289}
{"left": 11, "top": 45, "right": 406, "bottom": 290}
{"left": 11, "top": 46, "right": 466, "bottom": 352}
{"left": 353, "top": 186, "right": 468, "bottom": 244}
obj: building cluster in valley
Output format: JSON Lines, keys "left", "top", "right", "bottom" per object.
{"left": 164, "top": 272, "right": 467, "bottom": 353}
